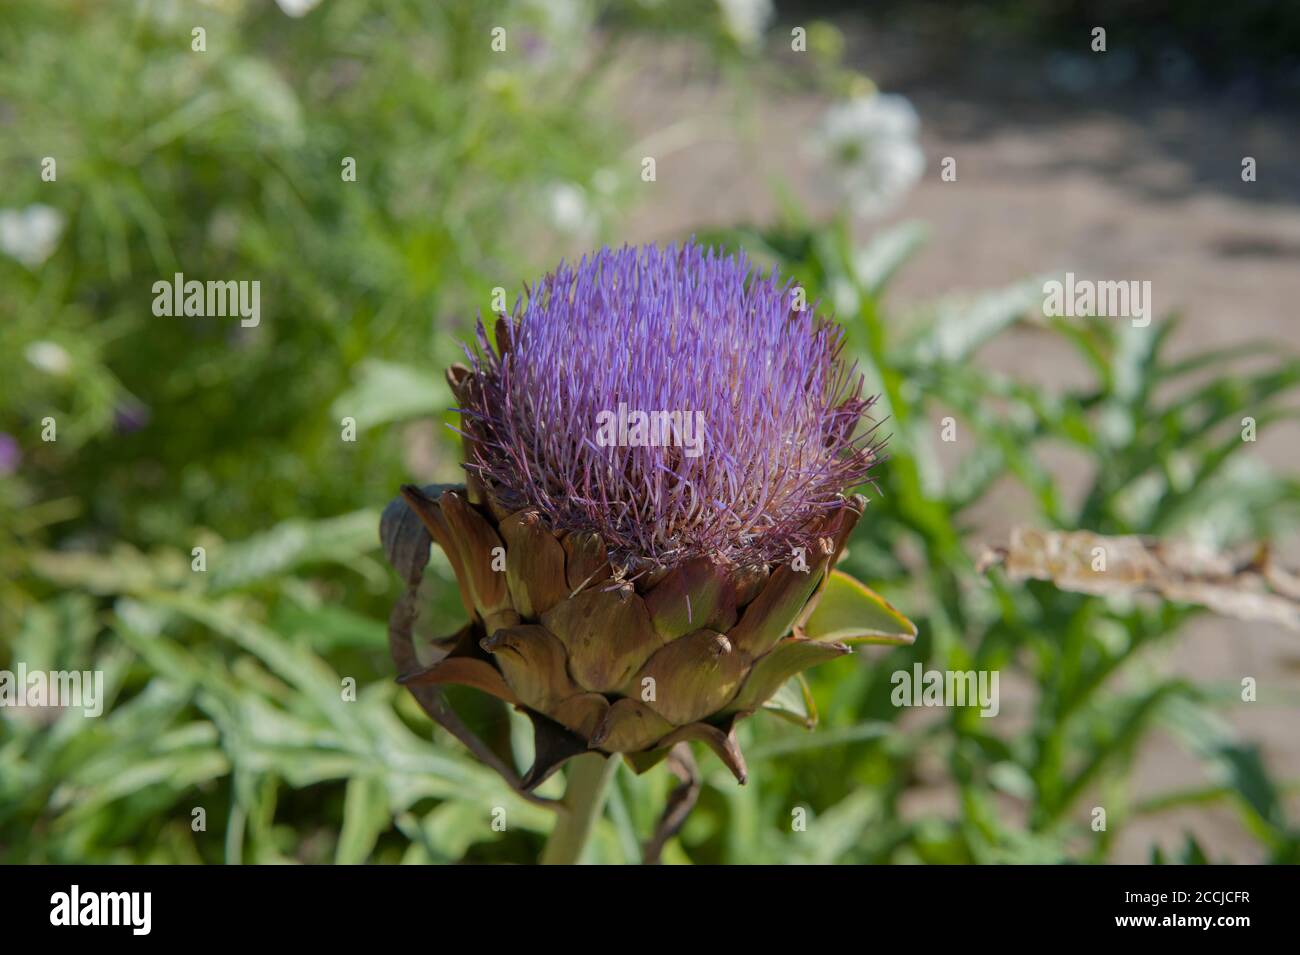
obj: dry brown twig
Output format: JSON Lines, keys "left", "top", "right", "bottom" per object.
{"left": 977, "top": 527, "right": 1300, "bottom": 631}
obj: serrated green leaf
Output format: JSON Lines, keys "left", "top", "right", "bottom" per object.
{"left": 207, "top": 510, "right": 381, "bottom": 591}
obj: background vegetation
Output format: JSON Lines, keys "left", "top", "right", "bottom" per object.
{"left": 2, "top": 0, "right": 1297, "bottom": 863}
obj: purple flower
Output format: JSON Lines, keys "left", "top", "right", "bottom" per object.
{"left": 0, "top": 433, "right": 20, "bottom": 476}
{"left": 457, "top": 241, "right": 879, "bottom": 570}
{"left": 114, "top": 400, "right": 151, "bottom": 433}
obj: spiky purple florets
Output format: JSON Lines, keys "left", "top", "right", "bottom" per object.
{"left": 457, "top": 241, "right": 879, "bottom": 570}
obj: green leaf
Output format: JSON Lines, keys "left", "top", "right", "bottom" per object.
{"left": 795, "top": 789, "right": 881, "bottom": 864}
{"left": 1179, "top": 833, "right": 1210, "bottom": 865}
{"left": 336, "top": 774, "right": 390, "bottom": 864}
{"left": 852, "top": 220, "right": 927, "bottom": 296}
{"left": 903, "top": 276, "right": 1046, "bottom": 367}
{"left": 803, "top": 570, "right": 917, "bottom": 645}
{"left": 746, "top": 720, "right": 895, "bottom": 760}
{"left": 29, "top": 543, "right": 182, "bottom": 595}
{"left": 330, "top": 358, "right": 450, "bottom": 430}
{"left": 725, "top": 639, "right": 846, "bottom": 721}
{"left": 271, "top": 600, "right": 388, "bottom": 653}
{"left": 761, "top": 675, "right": 816, "bottom": 728}
{"left": 207, "top": 510, "right": 381, "bottom": 591}
{"left": 1162, "top": 698, "right": 1288, "bottom": 837}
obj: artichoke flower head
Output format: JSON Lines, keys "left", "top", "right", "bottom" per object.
{"left": 384, "top": 241, "right": 915, "bottom": 788}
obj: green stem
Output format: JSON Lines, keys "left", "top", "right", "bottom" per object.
{"left": 540, "top": 753, "right": 616, "bottom": 865}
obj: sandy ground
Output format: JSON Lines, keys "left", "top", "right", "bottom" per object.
{"left": 610, "top": 22, "right": 1300, "bottom": 862}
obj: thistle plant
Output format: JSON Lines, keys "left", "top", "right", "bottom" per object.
{"left": 381, "top": 241, "right": 916, "bottom": 862}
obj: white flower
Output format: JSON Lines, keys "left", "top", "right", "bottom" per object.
{"left": 275, "top": 0, "right": 323, "bottom": 17}
{"left": 812, "top": 93, "right": 925, "bottom": 220}
{"left": 0, "top": 204, "right": 65, "bottom": 269}
{"left": 24, "top": 341, "right": 72, "bottom": 377}
{"left": 544, "top": 182, "right": 597, "bottom": 238}
{"left": 717, "top": 0, "right": 773, "bottom": 51}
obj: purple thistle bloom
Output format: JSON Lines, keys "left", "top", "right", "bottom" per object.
{"left": 457, "top": 241, "right": 880, "bottom": 570}
{"left": 0, "top": 432, "right": 20, "bottom": 476}
{"left": 114, "top": 399, "right": 152, "bottom": 434}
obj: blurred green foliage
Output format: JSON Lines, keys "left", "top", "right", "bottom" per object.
{"left": 2, "top": 0, "right": 1298, "bottom": 864}
{"left": 699, "top": 216, "right": 1300, "bottom": 863}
